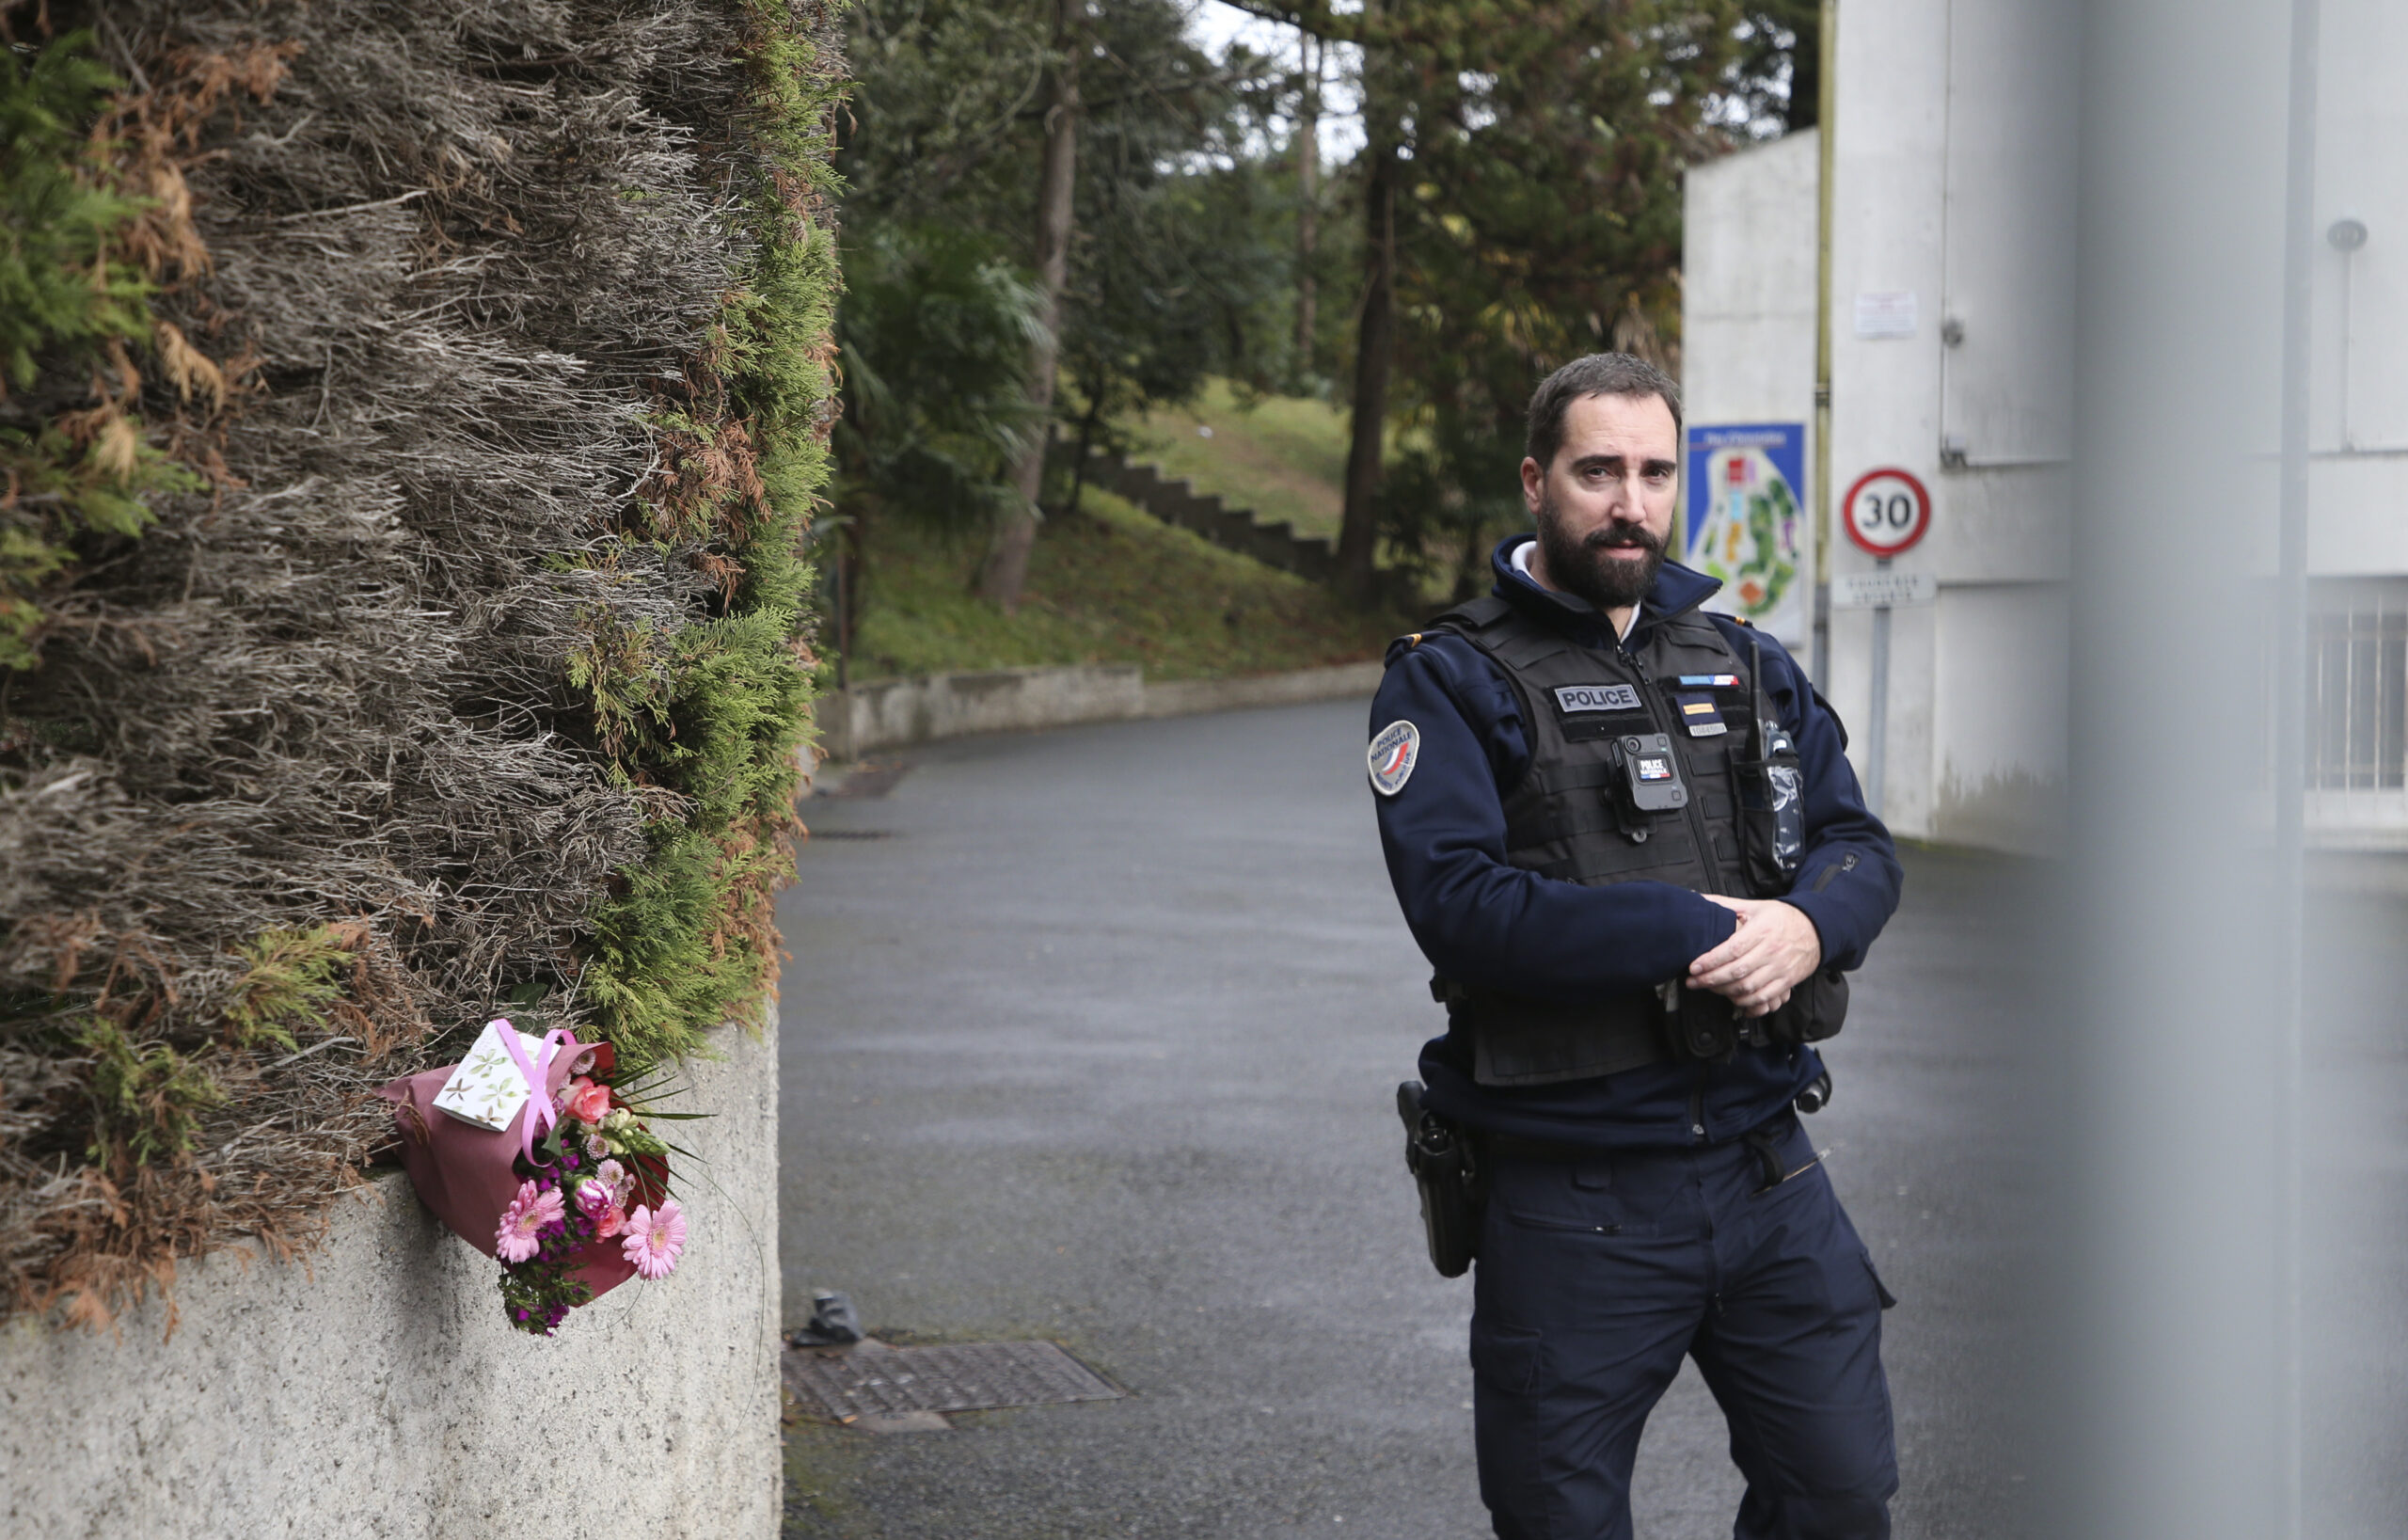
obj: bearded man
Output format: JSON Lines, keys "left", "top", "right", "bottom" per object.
{"left": 1366, "top": 353, "right": 1905, "bottom": 1539}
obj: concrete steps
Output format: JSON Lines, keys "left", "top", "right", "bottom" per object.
{"left": 1085, "top": 450, "right": 1339, "bottom": 584}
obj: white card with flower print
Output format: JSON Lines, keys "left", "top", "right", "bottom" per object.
{"left": 434, "top": 1020, "right": 550, "bottom": 1132}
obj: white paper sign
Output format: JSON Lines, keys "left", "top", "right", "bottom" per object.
{"left": 1854, "top": 290, "right": 1919, "bottom": 340}
{"left": 433, "top": 1020, "right": 549, "bottom": 1131}
{"left": 1831, "top": 570, "right": 1939, "bottom": 610}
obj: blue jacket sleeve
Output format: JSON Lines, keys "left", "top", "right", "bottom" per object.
{"left": 1368, "top": 635, "right": 1739, "bottom": 1002}
{"left": 1708, "top": 618, "right": 1904, "bottom": 970}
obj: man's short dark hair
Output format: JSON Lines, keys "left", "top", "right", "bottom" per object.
{"left": 1524, "top": 353, "right": 1683, "bottom": 471}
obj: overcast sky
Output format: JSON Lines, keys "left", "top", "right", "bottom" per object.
{"left": 1185, "top": 1, "right": 1368, "bottom": 162}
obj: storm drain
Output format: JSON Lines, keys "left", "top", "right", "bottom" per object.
{"left": 783, "top": 1338, "right": 1121, "bottom": 1422}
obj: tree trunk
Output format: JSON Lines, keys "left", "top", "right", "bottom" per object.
{"left": 1067, "top": 388, "right": 1104, "bottom": 516}
{"left": 1293, "top": 31, "right": 1320, "bottom": 366}
{"left": 976, "top": 0, "right": 1079, "bottom": 612}
{"left": 1338, "top": 130, "right": 1397, "bottom": 601}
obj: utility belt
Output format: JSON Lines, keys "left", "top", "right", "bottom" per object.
{"left": 1394, "top": 1071, "right": 1835, "bottom": 1278}
{"left": 1433, "top": 968, "right": 1851, "bottom": 1085}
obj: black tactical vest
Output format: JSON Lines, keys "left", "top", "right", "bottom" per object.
{"left": 1423, "top": 590, "right": 1838, "bottom": 1087}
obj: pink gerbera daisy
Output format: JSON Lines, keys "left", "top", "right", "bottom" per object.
{"left": 620, "top": 1199, "right": 687, "bottom": 1279}
{"left": 496, "top": 1179, "right": 564, "bottom": 1263}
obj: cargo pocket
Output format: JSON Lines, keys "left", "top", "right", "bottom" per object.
{"left": 1861, "top": 1251, "right": 1899, "bottom": 1310}
{"left": 1468, "top": 1320, "right": 1545, "bottom": 1396}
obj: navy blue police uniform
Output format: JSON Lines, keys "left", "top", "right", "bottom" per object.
{"left": 1370, "top": 535, "right": 1905, "bottom": 1540}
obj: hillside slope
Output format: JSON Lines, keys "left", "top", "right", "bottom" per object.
{"left": 850, "top": 488, "right": 1400, "bottom": 683}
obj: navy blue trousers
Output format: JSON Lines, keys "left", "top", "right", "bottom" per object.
{"left": 1470, "top": 1113, "right": 1897, "bottom": 1540}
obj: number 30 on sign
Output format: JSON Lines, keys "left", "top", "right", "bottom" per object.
{"left": 1842, "top": 468, "right": 1931, "bottom": 559}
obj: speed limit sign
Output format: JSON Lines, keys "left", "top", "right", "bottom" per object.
{"left": 1842, "top": 468, "right": 1931, "bottom": 558}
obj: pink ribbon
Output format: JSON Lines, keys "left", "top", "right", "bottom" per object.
{"left": 492, "top": 1020, "right": 595, "bottom": 1165}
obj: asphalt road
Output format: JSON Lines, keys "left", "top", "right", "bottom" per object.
{"left": 774, "top": 697, "right": 2406, "bottom": 1538}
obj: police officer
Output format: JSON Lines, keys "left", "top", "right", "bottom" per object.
{"left": 1368, "top": 354, "right": 1904, "bottom": 1539}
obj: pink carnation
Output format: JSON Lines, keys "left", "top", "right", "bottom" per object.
{"left": 574, "top": 1174, "right": 627, "bottom": 1239}
{"left": 496, "top": 1180, "right": 564, "bottom": 1263}
{"left": 621, "top": 1199, "right": 687, "bottom": 1279}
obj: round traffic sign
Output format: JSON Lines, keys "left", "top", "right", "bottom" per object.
{"left": 1842, "top": 468, "right": 1931, "bottom": 558}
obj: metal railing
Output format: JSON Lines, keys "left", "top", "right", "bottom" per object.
{"left": 2305, "top": 580, "right": 2408, "bottom": 843}
{"left": 2308, "top": 600, "right": 2406, "bottom": 789}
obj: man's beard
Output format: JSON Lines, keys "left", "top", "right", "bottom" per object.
{"left": 1534, "top": 495, "right": 1666, "bottom": 611}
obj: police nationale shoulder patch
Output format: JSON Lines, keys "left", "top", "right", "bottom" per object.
{"left": 1368, "top": 720, "right": 1421, "bottom": 796}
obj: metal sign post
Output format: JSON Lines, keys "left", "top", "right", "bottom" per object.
{"left": 1839, "top": 468, "right": 1934, "bottom": 818}
{"left": 1867, "top": 557, "right": 1893, "bottom": 816}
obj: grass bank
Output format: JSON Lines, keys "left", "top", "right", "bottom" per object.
{"left": 1117, "top": 379, "right": 1353, "bottom": 543}
{"left": 848, "top": 487, "right": 1401, "bottom": 683}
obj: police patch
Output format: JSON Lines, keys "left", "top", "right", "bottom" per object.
{"left": 1553, "top": 683, "right": 1642, "bottom": 714}
{"left": 1368, "top": 720, "right": 1421, "bottom": 796}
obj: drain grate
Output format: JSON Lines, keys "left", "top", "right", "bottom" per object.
{"left": 804, "top": 827, "right": 895, "bottom": 841}
{"left": 783, "top": 1339, "right": 1120, "bottom": 1421}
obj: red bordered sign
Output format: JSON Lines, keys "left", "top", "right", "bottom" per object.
{"left": 1841, "top": 468, "right": 1932, "bottom": 558}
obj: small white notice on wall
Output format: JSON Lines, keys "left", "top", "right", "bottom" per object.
{"left": 1853, "top": 290, "right": 1919, "bottom": 340}
{"left": 1831, "top": 569, "right": 1938, "bottom": 610}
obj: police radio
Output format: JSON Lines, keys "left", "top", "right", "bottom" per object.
{"left": 1606, "top": 732, "right": 1687, "bottom": 841}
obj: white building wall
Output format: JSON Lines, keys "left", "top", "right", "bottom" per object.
{"left": 1686, "top": 0, "right": 2405, "bottom": 853}
{"left": 1681, "top": 130, "right": 1820, "bottom": 469}
{"left": 1824, "top": 0, "right": 2074, "bottom": 851}
{"left": 1681, "top": 130, "right": 1821, "bottom": 652}
{"left": 2310, "top": 0, "right": 2408, "bottom": 560}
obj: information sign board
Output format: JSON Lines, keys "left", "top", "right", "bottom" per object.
{"left": 1685, "top": 422, "right": 1808, "bottom": 643}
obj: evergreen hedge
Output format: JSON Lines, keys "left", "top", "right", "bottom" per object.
{"left": 0, "top": 0, "right": 840, "bottom": 1327}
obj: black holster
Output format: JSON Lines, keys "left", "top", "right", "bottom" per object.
{"left": 1397, "top": 1081, "right": 1482, "bottom": 1278}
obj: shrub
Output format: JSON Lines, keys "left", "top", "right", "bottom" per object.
{"left": 0, "top": 0, "right": 841, "bottom": 1328}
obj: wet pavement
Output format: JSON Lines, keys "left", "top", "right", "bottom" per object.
{"left": 773, "top": 696, "right": 2405, "bottom": 1538}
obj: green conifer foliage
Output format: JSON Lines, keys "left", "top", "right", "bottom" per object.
{"left": 576, "top": 0, "right": 843, "bottom": 1072}
{"left": 0, "top": 32, "right": 194, "bottom": 670}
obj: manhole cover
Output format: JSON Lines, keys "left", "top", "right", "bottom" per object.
{"left": 783, "top": 1339, "right": 1121, "bottom": 1421}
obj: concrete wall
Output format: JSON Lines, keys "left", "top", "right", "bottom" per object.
{"left": 826, "top": 663, "right": 1148, "bottom": 761}
{"left": 1682, "top": 130, "right": 1822, "bottom": 652}
{"left": 2314, "top": 0, "right": 2408, "bottom": 478}
{"left": 1, "top": 1018, "right": 781, "bottom": 1540}
{"left": 1141, "top": 662, "right": 1384, "bottom": 721}
{"left": 822, "top": 661, "right": 1386, "bottom": 759}
{"left": 1686, "top": 102, "right": 2081, "bottom": 854}
{"left": 1822, "top": 0, "right": 2080, "bottom": 851}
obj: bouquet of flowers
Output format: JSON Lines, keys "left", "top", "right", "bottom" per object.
{"left": 380, "top": 1019, "right": 696, "bottom": 1336}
